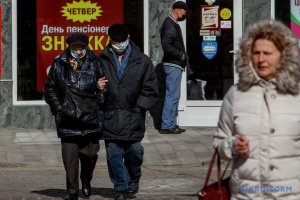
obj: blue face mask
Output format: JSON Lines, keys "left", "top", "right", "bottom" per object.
{"left": 111, "top": 39, "right": 129, "bottom": 54}
{"left": 71, "top": 48, "right": 87, "bottom": 59}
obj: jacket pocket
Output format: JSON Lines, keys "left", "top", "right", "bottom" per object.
{"left": 130, "top": 108, "right": 145, "bottom": 132}
{"left": 117, "top": 109, "right": 144, "bottom": 133}
{"left": 104, "top": 111, "right": 117, "bottom": 132}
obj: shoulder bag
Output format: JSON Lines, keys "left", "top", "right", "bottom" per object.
{"left": 59, "top": 70, "right": 100, "bottom": 131}
{"left": 199, "top": 148, "right": 231, "bottom": 200}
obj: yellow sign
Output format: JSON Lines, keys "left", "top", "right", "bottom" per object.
{"left": 220, "top": 8, "right": 231, "bottom": 20}
{"left": 61, "top": 0, "right": 103, "bottom": 23}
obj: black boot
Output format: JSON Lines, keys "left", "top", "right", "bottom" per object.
{"left": 82, "top": 181, "right": 91, "bottom": 197}
{"left": 64, "top": 194, "right": 78, "bottom": 200}
{"left": 127, "top": 181, "right": 139, "bottom": 195}
{"left": 115, "top": 190, "right": 126, "bottom": 200}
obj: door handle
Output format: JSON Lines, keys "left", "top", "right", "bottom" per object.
{"left": 229, "top": 50, "right": 236, "bottom": 54}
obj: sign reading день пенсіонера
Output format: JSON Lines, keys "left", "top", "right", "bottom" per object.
{"left": 36, "top": 0, "right": 124, "bottom": 91}
{"left": 242, "top": 186, "right": 292, "bottom": 193}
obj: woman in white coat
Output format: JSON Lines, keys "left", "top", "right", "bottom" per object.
{"left": 213, "top": 20, "right": 300, "bottom": 200}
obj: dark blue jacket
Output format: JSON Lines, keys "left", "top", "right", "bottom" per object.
{"left": 44, "top": 48, "right": 105, "bottom": 137}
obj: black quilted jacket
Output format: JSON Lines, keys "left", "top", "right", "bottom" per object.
{"left": 44, "top": 48, "right": 106, "bottom": 137}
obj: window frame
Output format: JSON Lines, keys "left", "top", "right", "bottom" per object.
{"left": 12, "top": 0, "right": 149, "bottom": 105}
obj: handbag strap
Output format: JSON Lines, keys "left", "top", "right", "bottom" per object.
{"left": 203, "top": 148, "right": 218, "bottom": 187}
{"left": 217, "top": 150, "right": 223, "bottom": 200}
{"left": 203, "top": 148, "right": 225, "bottom": 200}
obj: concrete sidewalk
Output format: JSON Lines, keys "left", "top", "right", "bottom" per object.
{"left": 0, "top": 128, "right": 229, "bottom": 200}
{"left": 0, "top": 128, "right": 216, "bottom": 167}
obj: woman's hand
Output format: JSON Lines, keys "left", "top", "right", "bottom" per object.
{"left": 234, "top": 135, "right": 250, "bottom": 156}
{"left": 97, "top": 77, "right": 108, "bottom": 90}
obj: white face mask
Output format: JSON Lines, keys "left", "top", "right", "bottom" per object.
{"left": 111, "top": 39, "right": 129, "bottom": 54}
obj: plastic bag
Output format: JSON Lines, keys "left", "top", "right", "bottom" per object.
{"left": 187, "top": 79, "right": 207, "bottom": 100}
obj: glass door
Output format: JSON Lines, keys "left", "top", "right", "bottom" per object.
{"left": 178, "top": 0, "right": 242, "bottom": 126}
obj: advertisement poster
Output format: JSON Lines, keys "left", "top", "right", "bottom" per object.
{"left": 291, "top": 1, "right": 300, "bottom": 56}
{"left": 201, "top": 6, "right": 219, "bottom": 29}
{"left": 202, "top": 41, "right": 217, "bottom": 60}
{"left": 36, "top": 0, "right": 123, "bottom": 91}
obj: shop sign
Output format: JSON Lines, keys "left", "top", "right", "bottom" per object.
{"left": 200, "top": 29, "right": 211, "bottom": 36}
{"left": 202, "top": 41, "right": 217, "bottom": 60}
{"left": 220, "top": 8, "right": 231, "bottom": 19}
{"left": 291, "top": 0, "right": 300, "bottom": 54}
{"left": 201, "top": 6, "right": 219, "bottom": 29}
{"left": 205, "top": 0, "right": 216, "bottom": 5}
{"left": 220, "top": 20, "right": 232, "bottom": 29}
{"left": 203, "top": 36, "right": 216, "bottom": 41}
{"left": 36, "top": 0, "right": 123, "bottom": 91}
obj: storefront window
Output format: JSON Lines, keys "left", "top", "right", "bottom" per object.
{"left": 275, "top": 0, "right": 290, "bottom": 27}
{"left": 186, "top": 0, "right": 234, "bottom": 100}
{"left": 16, "top": 0, "right": 143, "bottom": 101}
{"left": 276, "top": 1, "right": 300, "bottom": 56}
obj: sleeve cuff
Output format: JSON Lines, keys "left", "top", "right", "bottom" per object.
{"left": 230, "top": 137, "right": 238, "bottom": 156}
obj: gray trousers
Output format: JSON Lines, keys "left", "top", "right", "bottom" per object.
{"left": 61, "top": 133, "right": 100, "bottom": 195}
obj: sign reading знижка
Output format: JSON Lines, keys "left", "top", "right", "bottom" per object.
{"left": 36, "top": 0, "right": 123, "bottom": 91}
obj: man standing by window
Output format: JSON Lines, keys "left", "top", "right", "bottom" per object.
{"left": 160, "top": 1, "right": 190, "bottom": 134}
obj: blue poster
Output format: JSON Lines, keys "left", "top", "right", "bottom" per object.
{"left": 202, "top": 42, "right": 217, "bottom": 59}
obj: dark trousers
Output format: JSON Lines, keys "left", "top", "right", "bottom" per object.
{"left": 61, "top": 133, "right": 100, "bottom": 195}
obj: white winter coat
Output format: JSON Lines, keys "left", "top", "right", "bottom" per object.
{"left": 213, "top": 20, "right": 300, "bottom": 200}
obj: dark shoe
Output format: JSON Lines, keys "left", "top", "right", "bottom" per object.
{"left": 115, "top": 190, "right": 126, "bottom": 200}
{"left": 64, "top": 194, "right": 78, "bottom": 200}
{"left": 175, "top": 125, "right": 186, "bottom": 132}
{"left": 159, "top": 127, "right": 182, "bottom": 134}
{"left": 82, "top": 181, "right": 91, "bottom": 197}
{"left": 127, "top": 181, "right": 139, "bottom": 195}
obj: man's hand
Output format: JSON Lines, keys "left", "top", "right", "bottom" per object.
{"left": 97, "top": 77, "right": 108, "bottom": 90}
{"left": 234, "top": 135, "right": 250, "bottom": 156}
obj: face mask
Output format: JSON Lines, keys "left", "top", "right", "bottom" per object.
{"left": 71, "top": 48, "right": 86, "bottom": 59}
{"left": 178, "top": 15, "right": 186, "bottom": 21}
{"left": 111, "top": 39, "right": 129, "bottom": 54}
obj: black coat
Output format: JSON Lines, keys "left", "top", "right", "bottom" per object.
{"left": 44, "top": 48, "right": 105, "bottom": 137}
{"left": 160, "top": 16, "right": 187, "bottom": 68}
{"left": 98, "top": 42, "right": 159, "bottom": 141}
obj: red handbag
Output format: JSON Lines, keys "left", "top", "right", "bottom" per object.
{"left": 199, "top": 148, "right": 231, "bottom": 200}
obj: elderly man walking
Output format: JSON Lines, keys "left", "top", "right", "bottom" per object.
{"left": 97, "top": 23, "right": 158, "bottom": 200}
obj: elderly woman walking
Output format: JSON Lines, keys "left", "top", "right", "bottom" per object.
{"left": 44, "top": 32, "right": 106, "bottom": 200}
{"left": 213, "top": 20, "right": 300, "bottom": 199}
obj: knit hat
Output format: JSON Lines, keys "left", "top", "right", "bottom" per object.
{"left": 108, "top": 24, "right": 129, "bottom": 41}
{"left": 173, "top": 1, "right": 191, "bottom": 12}
{"left": 66, "top": 32, "right": 89, "bottom": 46}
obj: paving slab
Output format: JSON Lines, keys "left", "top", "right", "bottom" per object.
{"left": 0, "top": 128, "right": 216, "bottom": 167}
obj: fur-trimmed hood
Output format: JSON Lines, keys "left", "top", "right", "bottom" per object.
{"left": 236, "top": 20, "right": 300, "bottom": 95}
